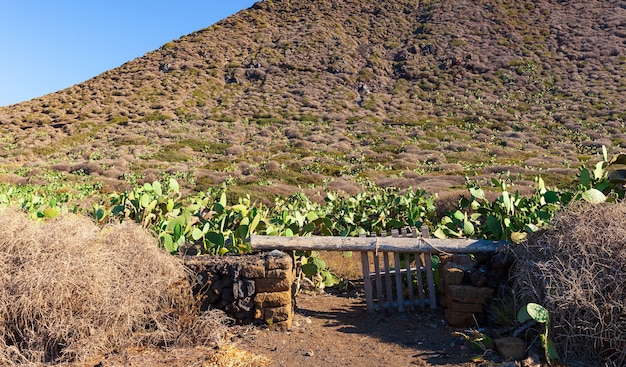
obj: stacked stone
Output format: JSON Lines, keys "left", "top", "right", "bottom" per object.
{"left": 439, "top": 253, "right": 503, "bottom": 327}
{"left": 243, "top": 253, "right": 295, "bottom": 330}
{"left": 185, "top": 251, "right": 295, "bottom": 330}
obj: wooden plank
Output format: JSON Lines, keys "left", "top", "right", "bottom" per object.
{"left": 405, "top": 228, "right": 417, "bottom": 311}
{"left": 415, "top": 252, "right": 425, "bottom": 310}
{"left": 250, "top": 234, "right": 507, "bottom": 253}
{"left": 404, "top": 256, "right": 415, "bottom": 312}
{"left": 393, "top": 252, "right": 405, "bottom": 312}
{"left": 373, "top": 251, "right": 383, "bottom": 311}
{"left": 423, "top": 254, "right": 436, "bottom": 310}
{"left": 421, "top": 226, "right": 437, "bottom": 310}
{"left": 383, "top": 252, "right": 393, "bottom": 311}
{"left": 392, "top": 229, "right": 404, "bottom": 312}
{"left": 407, "top": 226, "right": 425, "bottom": 311}
{"left": 360, "top": 251, "right": 374, "bottom": 312}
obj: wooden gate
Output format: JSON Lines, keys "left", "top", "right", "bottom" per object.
{"left": 250, "top": 231, "right": 505, "bottom": 313}
{"left": 359, "top": 226, "right": 436, "bottom": 312}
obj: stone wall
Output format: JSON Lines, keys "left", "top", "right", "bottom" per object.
{"left": 184, "top": 251, "right": 295, "bottom": 330}
{"left": 182, "top": 249, "right": 511, "bottom": 330}
{"left": 439, "top": 252, "right": 511, "bottom": 327}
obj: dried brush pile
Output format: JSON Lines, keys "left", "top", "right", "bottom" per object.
{"left": 511, "top": 202, "right": 626, "bottom": 366}
{"left": 0, "top": 210, "right": 228, "bottom": 365}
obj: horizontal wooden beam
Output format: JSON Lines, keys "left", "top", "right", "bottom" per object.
{"left": 250, "top": 235, "right": 509, "bottom": 253}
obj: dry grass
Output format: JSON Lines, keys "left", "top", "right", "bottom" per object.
{"left": 206, "top": 344, "right": 271, "bottom": 367}
{"left": 0, "top": 210, "right": 230, "bottom": 365}
{"left": 510, "top": 201, "right": 626, "bottom": 367}
{"left": 51, "top": 344, "right": 270, "bottom": 367}
{"left": 321, "top": 251, "right": 363, "bottom": 281}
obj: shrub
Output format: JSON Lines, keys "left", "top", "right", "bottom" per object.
{"left": 0, "top": 210, "right": 227, "bottom": 365}
{"left": 108, "top": 115, "right": 129, "bottom": 124}
{"left": 139, "top": 112, "right": 173, "bottom": 122}
{"left": 510, "top": 202, "right": 626, "bottom": 366}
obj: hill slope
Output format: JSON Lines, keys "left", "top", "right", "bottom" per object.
{"left": 0, "top": 0, "right": 625, "bottom": 198}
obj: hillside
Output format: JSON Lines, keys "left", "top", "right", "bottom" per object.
{"left": 0, "top": 0, "right": 625, "bottom": 200}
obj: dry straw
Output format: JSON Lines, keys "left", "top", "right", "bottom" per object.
{"left": 511, "top": 201, "right": 626, "bottom": 367}
{"left": 0, "top": 210, "right": 229, "bottom": 365}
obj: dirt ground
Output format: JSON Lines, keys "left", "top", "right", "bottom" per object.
{"left": 60, "top": 285, "right": 562, "bottom": 367}
{"left": 67, "top": 289, "right": 491, "bottom": 367}
{"left": 48, "top": 248, "right": 506, "bottom": 367}
{"left": 232, "top": 290, "right": 480, "bottom": 367}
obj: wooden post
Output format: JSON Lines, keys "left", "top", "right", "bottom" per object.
{"left": 392, "top": 229, "right": 404, "bottom": 312}
{"left": 404, "top": 255, "right": 415, "bottom": 311}
{"left": 393, "top": 252, "right": 404, "bottom": 312}
{"left": 383, "top": 252, "right": 393, "bottom": 311}
{"left": 415, "top": 252, "right": 425, "bottom": 310}
{"left": 411, "top": 227, "right": 425, "bottom": 310}
{"left": 373, "top": 250, "right": 383, "bottom": 311}
{"left": 405, "top": 229, "right": 417, "bottom": 311}
{"left": 421, "top": 226, "right": 437, "bottom": 310}
{"left": 359, "top": 233, "right": 374, "bottom": 312}
{"left": 361, "top": 251, "right": 374, "bottom": 312}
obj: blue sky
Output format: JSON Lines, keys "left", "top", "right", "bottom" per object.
{"left": 0, "top": 1, "right": 257, "bottom": 107}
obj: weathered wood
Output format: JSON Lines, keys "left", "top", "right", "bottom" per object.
{"left": 392, "top": 230, "right": 405, "bottom": 312}
{"left": 393, "top": 252, "right": 404, "bottom": 312}
{"left": 405, "top": 254, "right": 415, "bottom": 312}
{"left": 406, "top": 228, "right": 418, "bottom": 311}
{"left": 423, "top": 254, "right": 436, "bottom": 310}
{"left": 421, "top": 226, "right": 437, "bottom": 310}
{"left": 250, "top": 230, "right": 508, "bottom": 313}
{"left": 360, "top": 251, "right": 374, "bottom": 312}
{"left": 414, "top": 252, "right": 425, "bottom": 310}
{"left": 383, "top": 252, "right": 393, "bottom": 310}
{"left": 373, "top": 252, "right": 383, "bottom": 311}
{"left": 250, "top": 235, "right": 508, "bottom": 253}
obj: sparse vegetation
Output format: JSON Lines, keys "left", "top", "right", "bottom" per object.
{"left": 1, "top": 149, "right": 625, "bottom": 364}
{"left": 0, "top": 0, "right": 625, "bottom": 365}
{"left": 0, "top": 0, "right": 623, "bottom": 197}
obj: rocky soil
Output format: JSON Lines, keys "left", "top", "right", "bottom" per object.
{"left": 234, "top": 291, "right": 479, "bottom": 367}
{"left": 55, "top": 290, "right": 547, "bottom": 367}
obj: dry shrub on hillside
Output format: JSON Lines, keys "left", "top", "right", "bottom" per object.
{"left": 410, "top": 176, "right": 466, "bottom": 194}
{"left": 0, "top": 210, "right": 228, "bottom": 365}
{"left": 511, "top": 202, "right": 626, "bottom": 366}
{"left": 325, "top": 177, "right": 363, "bottom": 195}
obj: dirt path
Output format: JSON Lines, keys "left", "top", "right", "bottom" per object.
{"left": 233, "top": 291, "right": 478, "bottom": 367}
{"left": 58, "top": 291, "right": 497, "bottom": 367}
